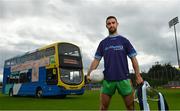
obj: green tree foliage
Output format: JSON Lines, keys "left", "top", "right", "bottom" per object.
{"left": 142, "top": 63, "right": 180, "bottom": 87}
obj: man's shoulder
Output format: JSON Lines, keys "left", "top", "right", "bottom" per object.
{"left": 99, "top": 36, "right": 109, "bottom": 44}
{"left": 118, "top": 35, "right": 129, "bottom": 41}
{"left": 103, "top": 36, "right": 110, "bottom": 41}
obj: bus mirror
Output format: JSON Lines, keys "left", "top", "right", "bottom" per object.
{"left": 53, "top": 69, "right": 56, "bottom": 75}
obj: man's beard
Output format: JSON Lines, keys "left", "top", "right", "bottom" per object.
{"left": 108, "top": 27, "right": 117, "bottom": 35}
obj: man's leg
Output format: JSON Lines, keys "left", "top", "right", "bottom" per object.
{"left": 100, "top": 93, "right": 112, "bottom": 110}
{"left": 117, "top": 79, "right": 134, "bottom": 110}
{"left": 123, "top": 92, "right": 134, "bottom": 110}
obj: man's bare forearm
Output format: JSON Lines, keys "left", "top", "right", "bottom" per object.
{"left": 87, "top": 59, "right": 100, "bottom": 76}
{"left": 131, "top": 57, "right": 143, "bottom": 84}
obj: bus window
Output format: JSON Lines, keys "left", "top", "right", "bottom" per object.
{"left": 9, "top": 73, "right": 19, "bottom": 84}
{"left": 60, "top": 68, "right": 82, "bottom": 85}
{"left": 45, "top": 47, "right": 55, "bottom": 57}
{"left": 58, "top": 43, "right": 82, "bottom": 69}
{"left": 26, "top": 54, "right": 33, "bottom": 61}
{"left": 5, "top": 60, "right": 11, "bottom": 67}
{"left": 16, "top": 57, "right": 21, "bottom": 64}
{"left": 10, "top": 59, "right": 17, "bottom": 66}
{"left": 27, "top": 71, "right": 31, "bottom": 82}
{"left": 30, "top": 52, "right": 36, "bottom": 61}
{"left": 58, "top": 43, "right": 80, "bottom": 57}
{"left": 21, "top": 55, "right": 27, "bottom": 63}
{"left": 19, "top": 70, "right": 31, "bottom": 83}
{"left": 36, "top": 50, "right": 45, "bottom": 60}
{"left": 19, "top": 73, "right": 25, "bottom": 83}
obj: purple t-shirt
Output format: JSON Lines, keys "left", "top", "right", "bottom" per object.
{"left": 95, "top": 35, "right": 137, "bottom": 81}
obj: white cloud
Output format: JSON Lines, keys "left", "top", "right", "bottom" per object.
{"left": 0, "top": 0, "right": 180, "bottom": 74}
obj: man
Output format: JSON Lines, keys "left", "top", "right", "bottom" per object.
{"left": 87, "top": 16, "right": 143, "bottom": 110}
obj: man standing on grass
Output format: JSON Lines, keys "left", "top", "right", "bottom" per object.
{"left": 87, "top": 16, "right": 143, "bottom": 110}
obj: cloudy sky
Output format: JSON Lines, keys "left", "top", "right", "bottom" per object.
{"left": 0, "top": 0, "right": 180, "bottom": 81}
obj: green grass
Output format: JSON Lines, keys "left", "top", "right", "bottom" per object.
{"left": 0, "top": 88, "right": 180, "bottom": 110}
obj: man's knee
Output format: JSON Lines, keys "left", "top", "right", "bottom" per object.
{"left": 124, "top": 93, "right": 134, "bottom": 110}
{"left": 100, "top": 93, "right": 111, "bottom": 110}
{"left": 125, "top": 100, "right": 134, "bottom": 110}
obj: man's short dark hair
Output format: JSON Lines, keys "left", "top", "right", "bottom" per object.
{"left": 106, "top": 16, "right": 117, "bottom": 23}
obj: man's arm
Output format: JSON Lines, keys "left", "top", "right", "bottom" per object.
{"left": 87, "top": 59, "right": 100, "bottom": 80}
{"left": 131, "top": 56, "right": 143, "bottom": 84}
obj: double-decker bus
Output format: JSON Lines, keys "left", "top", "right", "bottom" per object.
{"left": 2, "top": 42, "right": 84, "bottom": 98}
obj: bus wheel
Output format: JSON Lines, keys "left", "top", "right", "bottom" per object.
{"left": 9, "top": 89, "right": 13, "bottom": 97}
{"left": 36, "top": 88, "right": 43, "bottom": 98}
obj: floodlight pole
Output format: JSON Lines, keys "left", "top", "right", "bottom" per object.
{"left": 173, "top": 24, "right": 180, "bottom": 68}
{"left": 169, "top": 17, "right": 180, "bottom": 68}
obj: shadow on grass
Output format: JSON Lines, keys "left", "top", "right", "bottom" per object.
{"left": 5, "top": 94, "right": 83, "bottom": 100}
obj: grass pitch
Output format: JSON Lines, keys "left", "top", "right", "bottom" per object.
{"left": 0, "top": 88, "right": 180, "bottom": 110}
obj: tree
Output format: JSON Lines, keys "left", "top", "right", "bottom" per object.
{"left": 145, "top": 62, "right": 180, "bottom": 87}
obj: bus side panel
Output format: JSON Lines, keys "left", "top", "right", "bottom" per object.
{"left": 17, "top": 82, "right": 37, "bottom": 96}
{"left": 41, "top": 85, "right": 84, "bottom": 96}
{"left": 41, "top": 85, "right": 61, "bottom": 96}
{"left": 17, "top": 67, "right": 46, "bottom": 96}
{"left": 2, "top": 67, "right": 11, "bottom": 94}
{"left": 15, "top": 67, "right": 59, "bottom": 97}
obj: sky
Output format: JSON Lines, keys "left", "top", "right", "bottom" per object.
{"left": 0, "top": 0, "right": 180, "bottom": 82}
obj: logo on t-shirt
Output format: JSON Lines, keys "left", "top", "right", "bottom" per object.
{"left": 105, "top": 45, "right": 124, "bottom": 51}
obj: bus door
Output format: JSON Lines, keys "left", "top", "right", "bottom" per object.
{"left": 46, "top": 67, "right": 58, "bottom": 85}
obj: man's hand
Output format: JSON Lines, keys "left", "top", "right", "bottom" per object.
{"left": 84, "top": 75, "right": 91, "bottom": 84}
{"left": 86, "top": 75, "right": 91, "bottom": 82}
{"left": 86, "top": 59, "right": 100, "bottom": 83}
{"left": 136, "top": 74, "right": 143, "bottom": 85}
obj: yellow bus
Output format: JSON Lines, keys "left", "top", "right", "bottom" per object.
{"left": 2, "top": 42, "right": 85, "bottom": 98}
